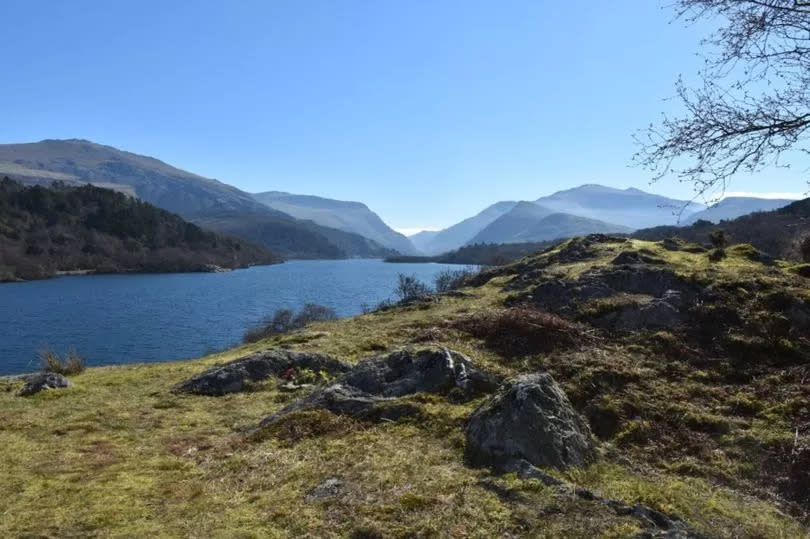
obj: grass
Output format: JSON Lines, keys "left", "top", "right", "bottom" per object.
{"left": 1, "top": 238, "right": 808, "bottom": 536}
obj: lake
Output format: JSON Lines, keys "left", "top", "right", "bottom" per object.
{"left": 0, "top": 260, "right": 461, "bottom": 375}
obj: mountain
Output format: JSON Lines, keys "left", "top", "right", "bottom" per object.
{"left": 252, "top": 191, "right": 418, "bottom": 254}
{"left": 0, "top": 139, "right": 265, "bottom": 215}
{"left": 535, "top": 184, "right": 705, "bottom": 229}
{"left": 408, "top": 230, "right": 440, "bottom": 252}
{"left": 683, "top": 197, "right": 795, "bottom": 224}
{"left": 0, "top": 177, "right": 278, "bottom": 282}
{"left": 412, "top": 201, "right": 518, "bottom": 255}
{"left": 0, "top": 140, "right": 396, "bottom": 259}
{"left": 468, "top": 201, "right": 631, "bottom": 245}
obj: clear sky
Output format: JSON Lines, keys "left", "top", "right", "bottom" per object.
{"left": 2, "top": 1, "right": 807, "bottom": 232}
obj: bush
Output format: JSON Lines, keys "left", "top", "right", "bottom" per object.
{"left": 39, "top": 348, "right": 85, "bottom": 375}
{"left": 709, "top": 229, "right": 727, "bottom": 249}
{"left": 433, "top": 267, "right": 479, "bottom": 292}
{"left": 394, "top": 274, "right": 432, "bottom": 302}
{"left": 243, "top": 303, "right": 338, "bottom": 343}
{"left": 801, "top": 235, "right": 810, "bottom": 262}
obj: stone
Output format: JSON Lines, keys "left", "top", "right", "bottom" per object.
{"left": 256, "top": 347, "right": 498, "bottom": 430}
{"left": 173, "top": 349, "right": 351, "bottom": 396}
{"left": 306, "top": 478, "right": 344, "bottom": 500}
{"left": 589, "top": 295, "right": 684, "bottom": 331}
{"left": 18, "top": 372, "right": 72, "bottom": 397}
{"left": 465, "top": 373, "right": 596, "bottom": 471}
{"left": 340, "top": 347, "right": 498, "bottom": 400}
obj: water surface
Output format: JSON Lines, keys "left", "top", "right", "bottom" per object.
{"left": 0, "top": 260, "right": 459, "bottom": 375}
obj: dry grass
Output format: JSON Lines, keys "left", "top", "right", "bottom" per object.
{"left": 449, "top": 307, "right": 593, "bottom": 356}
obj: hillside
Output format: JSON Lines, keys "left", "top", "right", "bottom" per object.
{"left": 635, "top": 197, "right": 810, "bottom": 261}
{"left": 2, "top": 234, "right": 809, "bottom": 536}
{"left": 386, "top": 241, "right": 554, "bottom": 266}
{"left": 192, "top": 210, "right": 397, "bottom": 259}
{"left": 0, "top": 139, "right": 264, "bottom": 216}
{"left": 535, "top": 184, "right": 705, "bottom": 229}
{"left": 468, "top": 201, "right": 631, "bottom": 245}
{"left": 0, "top": 178, "right": 278, "bottom": 281}
{"left": 683, "top": 196, "right": 795, "bottom": 224}
{"left": 253, "top": 191, "right": 417, "bottom": 254}
{"left": 0, "top": 140, "right": 400, "bottom": 259}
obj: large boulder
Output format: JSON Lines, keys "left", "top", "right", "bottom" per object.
{"left": 465, "top": 373, "right": 595, "bottom": 471}
{"left": 173, "top": 349, "right": 351, "bottom": 396}
{"left": 18, "top": 372, "right": 72, "bottom": 397}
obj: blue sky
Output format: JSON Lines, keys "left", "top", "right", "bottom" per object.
{"left": 2, "top": 1, "right": 807, "bottom": 232}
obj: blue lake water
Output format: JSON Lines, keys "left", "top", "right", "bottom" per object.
{"left": 0, "top": 260, "right": 461, "bottom": 375}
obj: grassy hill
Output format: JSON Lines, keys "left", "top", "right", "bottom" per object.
{"left": 1, "top": 235, "right": 809, "bottom": 536}
{"left": 0, "top": 177, "right": 279, "bottom": 281}
{"left": 635, "top": 197, "right": 810, "bottom": 261}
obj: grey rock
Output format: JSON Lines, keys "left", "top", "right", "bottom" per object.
{"left": 590, "top": 295, "right": 684, "bottom": 331}
{"left": 173, "top": 349, "right": 351, "bottom": 396}
{"left": 256, "top": 347, "right": 498, "bottom": 429}
{"left": 341, "top": 347, "right": 498, "bottom": 400}
{"left": 18, "top": 372, "right": 72, "bottom": 397}
{"left": 465, "top": 373, "right": 595, "bottom": 471}
{"left": 306, "top": 478, "right": 344, "bottom": 500}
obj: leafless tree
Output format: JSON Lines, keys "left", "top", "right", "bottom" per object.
{"left": 636, "top": 1, "right": 810, "bottom": 201}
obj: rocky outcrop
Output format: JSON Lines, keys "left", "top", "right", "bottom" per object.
{"left": 18, "top": 372, "right": 72, "bottom": 397}
{"left": 174, "top": 349, "right": 351, "bottom": 396}
{"left": 465, "top": 373, "right": 595, "bottom": 471}
{"left": 256, "top": 346, "right": 499, "bottom": 430}
{"left": 587, "top": 291, "right": 685, "bottom": 331}
{"left": 340, "top": 347, "right": 497, "bottom": 399}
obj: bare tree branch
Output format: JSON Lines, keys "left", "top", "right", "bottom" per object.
{"left": 637, "top": 0, "right": 810, "bottom": 201}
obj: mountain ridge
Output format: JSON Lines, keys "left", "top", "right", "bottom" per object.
{"left": 252, "top": 191, "right": 418, "bottom": 254}
{"left": 0, "top": 140, "right": 398, "bottom": 259}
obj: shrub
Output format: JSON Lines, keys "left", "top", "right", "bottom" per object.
{"left": 709, "top": 229, "right": 727, "bottom": 249}
{"left": 394, "top": 274, "right": 432, "bottom": 302}
{"left": 450, "top": 307, "right": 588, "bottom": 356}
{"left": 39, "top": 348, "right": 85, "bottom": 375}
{"left": 801, "top": 235, "right": 810, "bottom": 262}
{"left": 433, "top": 267, "right": 479, "bottom": 292}
{"left": 243, "top": 303, "right": 338, "bottom": 343}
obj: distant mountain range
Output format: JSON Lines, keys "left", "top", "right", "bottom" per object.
{"left": 534, "top": 184, "right": 705, "bottom": 230}
{"left": 1, "top": 139, "right": 800, "bottom": 260}
{"left": 410, "top": 201, "right": 518, "bottom": 255}
{"left": 0, "top": 140, "right": 397, "bottom": 259}
{"left": 468, "top": 201, "right": 631, "bottom": 244}
{"left": 412, "top": 186, "right": 704, "bottom": 255}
